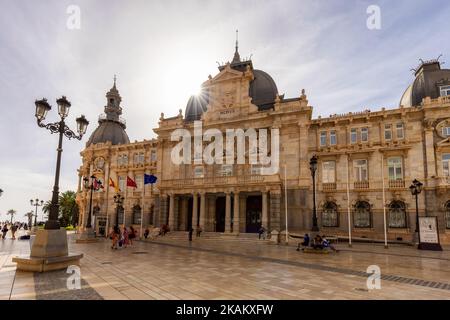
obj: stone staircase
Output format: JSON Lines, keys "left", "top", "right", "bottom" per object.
{"left": 146, "top": 231, "right": 270, "bottom": 243}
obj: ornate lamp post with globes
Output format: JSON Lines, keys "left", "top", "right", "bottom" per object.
{"left": 114, "top": 193, "right": 125, "bottom": 227}
{"left": 409, "top": 179, "right": 423, "bottom": 246}
{"left": 76, "top": 175, "right": 102, "bottom": 243}
{"left": 13, "top": 96, "right": 89, "bottom": 272}
{"left": 30, "top": 198, "right": 44, "bottom": 233}
{"left": 309, "top": 155, "right": 319, "bottom": 232}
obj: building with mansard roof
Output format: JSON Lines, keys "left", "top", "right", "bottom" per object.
{"left": 76, "top": 48, "right": 450, "bottom": 243}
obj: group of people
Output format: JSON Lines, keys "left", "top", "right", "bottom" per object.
{"left": 298, "top": 233, "right": 339, "bottom": 252}
{"left": 109, "top": 225, "right": 137, "bottom": 250}
{"left": 1, "top": 222, "right": 24, "bottom": 240}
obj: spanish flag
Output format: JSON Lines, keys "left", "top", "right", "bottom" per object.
{"left": 109, "top": 178, "right": 120, "bottom": 192}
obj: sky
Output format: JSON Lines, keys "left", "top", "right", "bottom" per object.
{"left": 1, "top": 0, "right": 450, "bottom": 222}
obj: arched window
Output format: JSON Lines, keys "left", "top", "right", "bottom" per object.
{"left": 133, "top": 205, "right": 142, "bottom": 225}
{"left": 354, "top": 201, "right": 371, "bottom": 228}
{"left": 388, "top": 201, "right": 407, "bottom": 228}
{"left": 117, "top": 206, "right": 124, "bottom": 225}
{"left": 445, "top": 201, "right": 450, "bottom": 229}
{"left": 322, "top": 202, "right": 338, "bottom": 227}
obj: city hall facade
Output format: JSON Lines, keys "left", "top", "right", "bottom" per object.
{"left": 76, "top": 48, "right": 450, "bottom": 243}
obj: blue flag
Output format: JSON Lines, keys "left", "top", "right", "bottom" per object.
{"left": 144, "top": 174, "right": 157, "bottom": 185}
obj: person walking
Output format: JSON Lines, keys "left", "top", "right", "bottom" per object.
{"left": 110, "top": 225, "right": 120, "bottom": 249}
{"left": 122, "top": 227, "right": 129, "bottom": 248}
{"left": 129, "top": 226, "right": 136, "bottom": 245}
{"left": 11, "top": 224, "right": 18, "bottom": 240}
{"left": 196, "top": 225, "right": 203, "bottom": 237}
{"left": 1, "top": 224, "right": 7, "bottom": 240}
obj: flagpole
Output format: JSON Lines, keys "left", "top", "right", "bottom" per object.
{"left": 140, "top": 173, "right": 145, "bottom": 239}
{"left": 284, "top": 164, "right": 288, "bottom": 245}
{"left": 104, "top": 164, "right": 111, "bottom": 238}
{"left": 381, "top": 154, "right": 388, "bottom": 249}
{"left": 346, "top": 154, "right": 352, "bottom": 247}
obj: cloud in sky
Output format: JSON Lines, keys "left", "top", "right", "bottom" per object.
{"left": 1, "top": 0, "right": 450, "bottom": 220}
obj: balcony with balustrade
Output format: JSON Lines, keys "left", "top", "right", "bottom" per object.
{"left": 354, "top": 181, "right": 370, "bottom": 190}
{"left": 388, "top": 179, "right": 405, "bottom": 189}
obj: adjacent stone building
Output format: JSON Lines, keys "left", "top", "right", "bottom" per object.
{"left": 77, "top": 50, "right": 450, "bottom": 243}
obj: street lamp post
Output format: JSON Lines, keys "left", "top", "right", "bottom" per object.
{"left": 11, "top": 96, "right": 88, "bottom": 272}
{"left": 30, "top": 199, "right": 44, "bottom": 227}
{"left": 409, "top": 179, "right": 423, "bottom": 246}
{"left": 309, "top": 155, "right": 319, "bottom": 232}
{"left": 113, "top": 193, "right": 125, "bottom": 227}
{"left": 34, "top": 97, "right": 89, "bottom": 230}
{"left": 83, "top": 175, "right": 102, "bottom": 229}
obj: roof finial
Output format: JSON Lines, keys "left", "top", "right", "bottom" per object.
{"left": 232, "top": 29, "right": 241, "bottom": 64}
{"left": 235, "top": 29, "right": 238, "bottom": 53}
{"left": 113, "top": 74, "right": 117, "bottom": 88}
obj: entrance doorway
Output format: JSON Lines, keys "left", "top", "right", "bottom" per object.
{"left": 246, "top": 195, "right": 262, "bottom": 233}
{"left": 186, "top": 197, "right": 193, "bottom": 231}
{"left": 215, "top": 197, "right": 226, "bottom": 232}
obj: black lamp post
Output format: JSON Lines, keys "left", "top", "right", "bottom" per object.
{"left": 30, "top": 199, "right": 44, "bottom": 227}
{"left": 310, "top": 155, "right": 319, "bottom": 232}
{"left": 113, "top": 193, "right": 125, "bottom": 227}
{"left": 409, "top": 179, "right": 423, "bottom": 245}
{"left": 34, "top": 97, "right": 89, "bottom": 230}
{"left": 83, "top": 175, "right": 102, "bottom": 229}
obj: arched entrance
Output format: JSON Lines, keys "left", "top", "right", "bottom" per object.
{"left": 215, "top": 197, "right": 226, "bottom": 232}
{"left": 246, "top": 196, "right": 262, "bottom": 233}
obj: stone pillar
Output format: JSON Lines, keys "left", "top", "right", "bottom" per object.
{"left": 179, "top": 197, "right": 187, "bottom": 231}
{"left": 233, "top": 192, "right": 240, "bottom": 234}
{"left": 262, "top": 191, "right": 268, "bottom": 228}
{"left": 168, "top": 194, "right": 175, "bottom": 230}
{"left": 199, "top": 192, "right": 206, "bottom": 229}
{"left": 159, "top": 194, "right": 168, "bottom": 227}
{"left": 192, "top": 193, "right": 198, "bottom": 228}
{"left": 270, "top": 191, "right": 281, "bottom": 231}
{"left": 225, "top": 192, "right": 231, "bottom": 233}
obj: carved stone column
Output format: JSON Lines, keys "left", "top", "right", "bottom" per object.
{"left": 199, "top": 192, "right": 206, "bottom": 229}
{"left": 225, "top": 192, "right": 231, "bottom": 233}
{"left": 192, "top": 193, "right": 198, "bottom": 228}
{"left": 262, "top": 191, "right": 269, "bottom": 228}
{"left": 233, "top": 192, "right": 240, "bottom": 234}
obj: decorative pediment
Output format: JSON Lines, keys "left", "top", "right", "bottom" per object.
{"left": 210, "top": 64, "right": 243, "bottom": 83}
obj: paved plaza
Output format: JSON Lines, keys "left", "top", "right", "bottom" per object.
{"left": 1, "top": 230, "right": 450, "bottom": 300}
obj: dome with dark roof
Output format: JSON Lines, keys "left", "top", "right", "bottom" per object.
{"left": 249, "top": 69, "right": 278, "bottom": 110}
{"left": 87, "top": 121, "right": 130, "bottom": 146}
{"left": 399, "top": 60, "right": 450, "bottom": 107}
{"left": 86, "top": 80, "right": 130, "bottom": 147}
{"left": 185, "top": 92, "right": 209, "bottom": 122}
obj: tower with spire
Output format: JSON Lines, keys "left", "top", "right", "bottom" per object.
{"left": 86, "top": 77, "right": 130, "bottom": 147}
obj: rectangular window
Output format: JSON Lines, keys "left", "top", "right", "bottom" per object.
{"left": 396, "top": 123, "right": 404, "bottom": 139}
{"left": 384, "top": 124, "right": 392, "bottom": 141}
{"left": 440, "top": 85, "right": 450, "bottom": 97}
{"left": 194, "top": 166, "right": 204, "bottom": 178}
{"left": 388, "top": 157, "right": 403, "bottom": 180}
{"left": 221, "top": 164, "right": 233, "bottom": 176}
{"left": 443, "top": 154, "right": 450, "bottom": 177}
{"left": 443, "top": 126, "right": 450, "bottom": 137}
{"left": 350, "top": 128, "right": 357, "bottom": 144}
{"left": 330, "top": 131, "right": 337, "bottom": 145}
{"left": 322, "top": 161, "right": 336, "bottom": 183}
{"left": 361, "top": 127, "right": 368, "bottom": 142}
{"left": 320, "top": 131, "right": 327, "bottom": 146}
{"left": 139, "top": 153, "right": 145, "bottom": 163}
{"left": 150, "top": 150, "right": 157, "bottom": 162}
{"left": 118, "top": 176, "right": 125, "bottom": 192}
{"left": 354, "top": 159, "right": 368, "bottom": 181}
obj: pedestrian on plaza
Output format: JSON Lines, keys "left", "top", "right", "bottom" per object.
{"left": 144, "top": 228, "right": 150, "bottom": 239}
{"left": 11, "top": 224, "right": 18, "bottom": 240}
{"left": 129, "top": 226, "right": 136, "bottom": 245}
{"left": 258, "top": 226, "right": 266, "bottom": 240}
{"left": 196, "top": 225, "right": 203, "bottom": 237}
{"left": 123, "top": 227, "right": 129, "bottom": 248}
{"left": 1, "top": 224, "right": 6, "bottom": 240}
{"left": 110, "top": 225, "right": 120, "bottom": 249}
{"left": 188, "top": 227, "right": 193, "bottom": 242}
{"left": 322, "top": 236, "right": 339, "bottom": 253}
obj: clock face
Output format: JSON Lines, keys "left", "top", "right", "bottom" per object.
{"left": 95, "top": 157, "right": 105, "bottom": 169}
